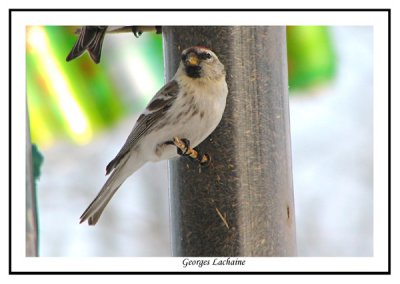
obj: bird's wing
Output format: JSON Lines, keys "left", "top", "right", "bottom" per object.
{"left": 105, "top": 80, "right": 180, "bottom": 174}
{"left": 66, "top": 26, "right": 107, "bottom": 63}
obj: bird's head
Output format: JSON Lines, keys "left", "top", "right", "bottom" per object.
{"left": 180, "top": 46, "right": 225, "bottom": 81}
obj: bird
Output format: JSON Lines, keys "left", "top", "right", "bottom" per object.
{"left": 66, "top": 26, "right": 162, "bottom": 64}
{"left": 66, "top": 26, "right": 108, "bottom": 64}
{"left": 80, "top": 46, "right": 228, "bottom": 225}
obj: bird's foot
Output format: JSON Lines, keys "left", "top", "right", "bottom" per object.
{"left": 131, "top": 26, "right": 143, "bottom": 38}
{"left": 167, "top": 137, "right": 210, "bottom": 166}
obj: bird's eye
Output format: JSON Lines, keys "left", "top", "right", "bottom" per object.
{"left": 200, "top": 52, "right": 212, "bottom": 60}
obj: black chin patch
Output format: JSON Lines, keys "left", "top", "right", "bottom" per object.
{"left": 185, "top": 65, "right": 202, "bottom": 78}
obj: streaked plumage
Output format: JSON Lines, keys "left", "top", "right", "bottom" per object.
{"left": 80, "top": 46, "right": 228, "bottom": 225}
{"left": 66, "top": 26, "right": 107, "bottom": 64}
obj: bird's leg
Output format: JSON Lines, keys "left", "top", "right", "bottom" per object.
{"left": 131, "top": 26, "right": 143, "bottom": 38}
{"left": 131, "top": 26, "right": 162, "bottom": 37}
{"left": 166, "top": 137, "right": 210, "bottom": 165}
{"left": 105, "top": 26, "right": 162, "bottom": 37}
{"left": 192, "top": 146, "right": 211, "bottom": 166}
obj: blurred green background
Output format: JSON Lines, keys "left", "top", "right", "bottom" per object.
{"left": 28, "top": 26, "right": 373, "bottom": 258}
{"left": 27, "top": 26, "right": 164, "bottom": 147}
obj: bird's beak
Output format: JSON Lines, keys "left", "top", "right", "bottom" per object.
{"left": 186, "top": 54, "right": 199, "bottom": 66}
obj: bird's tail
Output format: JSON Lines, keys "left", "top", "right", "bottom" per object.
{"left": 80, "top": 154, "right": 143, "bottom": 225}
{"left": 66, "top": 26, "right": 107, "bottom": 64}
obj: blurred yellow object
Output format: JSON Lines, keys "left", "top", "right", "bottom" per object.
{"left": 27, "top": 26, "right": 92, "bottom": 145}
{"left": 26, "top": 26, "right": 164, "bottom": 148}
{"left": 26, "top": 26, "right": 127, "bottom": 147}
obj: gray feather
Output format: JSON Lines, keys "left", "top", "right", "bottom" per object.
{"left": 66, "top": 26, "right": 107, "bottom": 63}
{"left": 80, "top": 154, "right": 130, "bottom": 225}
{"left": 105, "top": 80, "right": 179, "bottom": 175}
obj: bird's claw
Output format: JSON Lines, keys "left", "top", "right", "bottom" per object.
{"left": 169, "top": 137, "right": 210, "bottom": 166}
{"left": 177, "top": 138, "right": 191, "bottom": 156}
{"left": 131, "top": 27, "right": 143, "bottom": 38}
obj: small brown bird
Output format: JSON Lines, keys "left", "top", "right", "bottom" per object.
{"left": 80, "top": 46, "right": 228, "bottom": 225}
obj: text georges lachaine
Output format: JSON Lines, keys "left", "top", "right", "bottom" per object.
{"left": 182, "top": 257, "right": 246, "bottom": 268}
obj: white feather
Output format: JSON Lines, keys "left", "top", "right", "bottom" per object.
{"left": 80, "top": 47, "right": 228, "bottom": 225}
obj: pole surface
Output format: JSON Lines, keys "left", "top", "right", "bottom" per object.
{"left": 26, "top": 111, "right": 38, "bottom": 257}
{"left": 163, "top": 26, "right": 296, "bottom": 256}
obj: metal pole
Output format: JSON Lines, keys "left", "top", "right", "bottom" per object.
{"left": 163, "top": 26, "right": 296, "bottom": 256}
{"left": 26, "top": 110, "right": 38, "bottom": 256}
